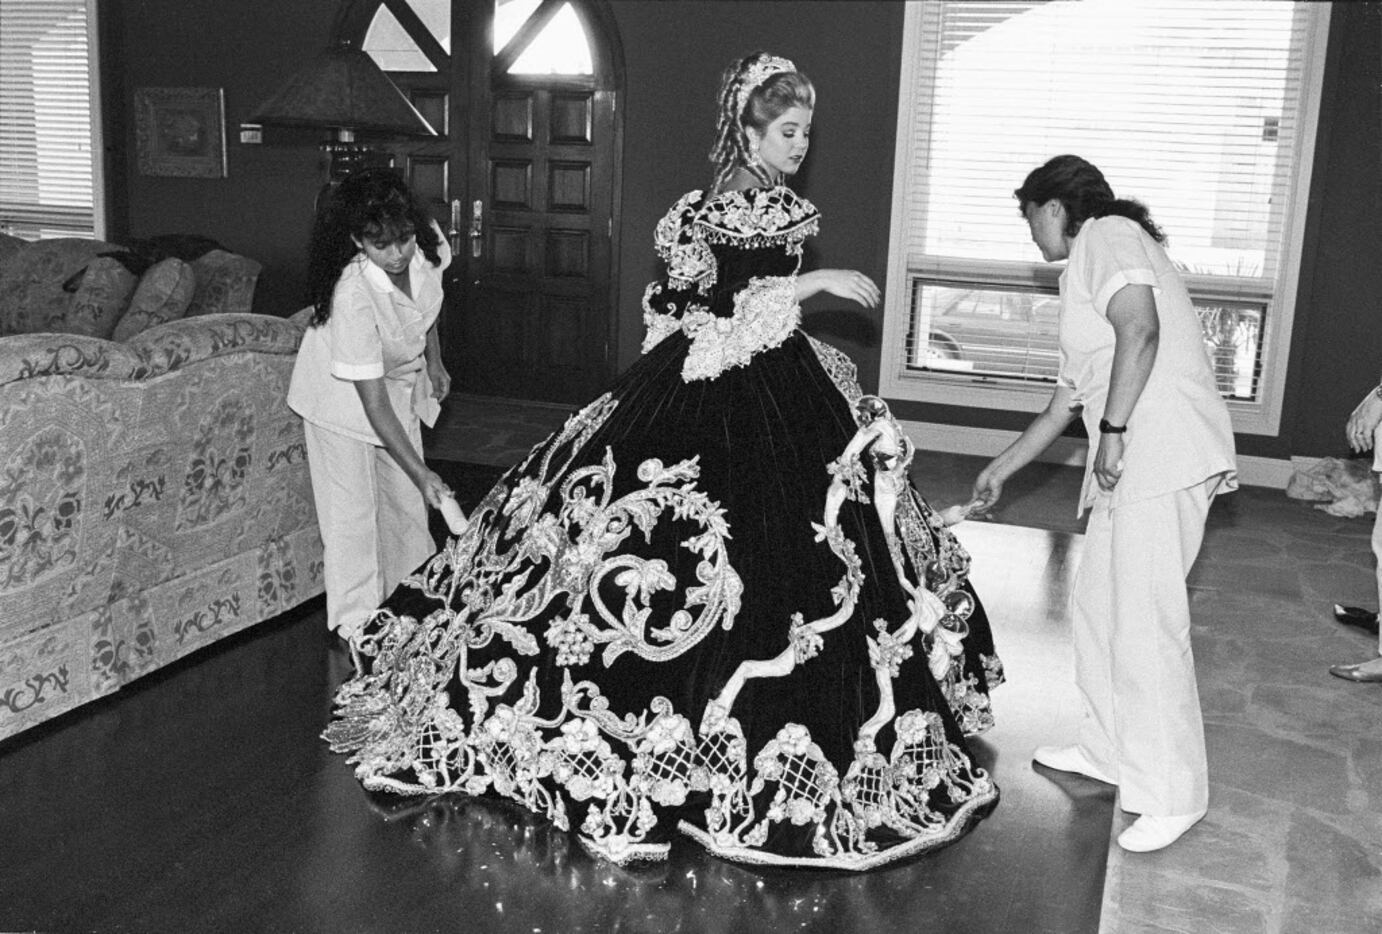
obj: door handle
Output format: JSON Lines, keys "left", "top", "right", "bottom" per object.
{"left": 469, "top": 199, "right": 483, "bottom": 258}
{"left": 448, "top": 199, "right": 462, "bottom": 256}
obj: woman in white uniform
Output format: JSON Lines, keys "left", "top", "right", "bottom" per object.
{"left": 1331, "top": 387, "right": 1382, "bottom": 681}
{"left": 288, "top": 168, "right": 453, "bottom": 649}
{"left": 970, "top": 155, "right": 1237, "bottom": 852}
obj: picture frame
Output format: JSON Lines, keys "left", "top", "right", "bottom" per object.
{"left": 134, "top": 87, "right": 228, "bottom": 178}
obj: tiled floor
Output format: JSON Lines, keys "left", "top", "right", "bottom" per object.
{"left": 427, "top": 394, "right": 1382, "bottom": 934}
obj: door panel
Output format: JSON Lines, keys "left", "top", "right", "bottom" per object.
{"left": 458, "top": 82, "right": 614, "bottom": 403}
{"left": 346, "top": 0, "right": 621, "bottom": 406}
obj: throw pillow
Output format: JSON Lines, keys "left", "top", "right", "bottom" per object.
{"left": 0, "top": 238, "right": 117, "bottom": 337}
{"left": 63, "top": 256, "right": 139, "bottom": 339}
{"left": 0, "top": 233, "right": 25, "bottom": 267}
{"left": 112, "top": 257, "right": 196, "bottom": 341}
{"left": 184, "top": 250, "right": 261, "bottom": 317}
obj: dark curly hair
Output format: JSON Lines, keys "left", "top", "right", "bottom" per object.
{"left": 305, "top": 168, "right": 443, "bottom": 325}
{"left": 1015, "top": 154, "right": 1166, "bottom": 244}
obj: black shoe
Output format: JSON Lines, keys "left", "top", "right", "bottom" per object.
{"left": 1332, "top": 604, "right": 1380, "bottom": 635}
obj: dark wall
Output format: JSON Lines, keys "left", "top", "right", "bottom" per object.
{"left": 104, "top": 0, "right": 1379, "bottom": 461}
{"left": 1272, "top": 0, "right": 1382, "bottom": 460}
{"left": 606, "top": 1, "right": 903, "bottom": 377}
{"left": 107, "top": 0, "right": 339, "bottom": 318}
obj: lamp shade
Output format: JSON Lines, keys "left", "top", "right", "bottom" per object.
{"left": 250, "top": 40, "right": 437, "bottom": 137}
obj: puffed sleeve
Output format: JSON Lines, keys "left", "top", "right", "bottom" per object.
{"left": 641, "top": 191, "right": 715, "bottom": 353}
{"left": 1080, "top": 216, "right": 1160, "bottom": 318}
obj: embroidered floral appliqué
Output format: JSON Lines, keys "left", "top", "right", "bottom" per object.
{"left": 681, "top": 276, "right": 799, "bottom": 382}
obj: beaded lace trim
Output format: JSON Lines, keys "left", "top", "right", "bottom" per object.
{"left": 323, "top": 392, "right": 998, "bottom": 869}
{"left": 679, "top": 276, "right": 799, "bottom": 381}
{"left": 695, "top": 187, "right": 819, "bottom": 246}
{"left": 642, "top": 276, "right": 802, "bottom": 382}
{"left": 651, "top": 188, "right": 819, "bottom": 294}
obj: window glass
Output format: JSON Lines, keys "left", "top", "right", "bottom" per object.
{"left": 494, "top": 0, "right": 543, "bottom": 52}
{"left": 501, "top": 2, "right": 593, "bottom": 75}
{"left": 363, "top": 3, "right": 440, "bottom": 72}
{"left": 883, "top": 0, "right": 1326, "bottom": 424}
{"left": 0, "top": 0, "right": 98, "bottom": 238}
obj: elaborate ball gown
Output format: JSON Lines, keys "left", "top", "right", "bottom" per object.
{"left": 324, "top": 185, "right": 1003, "bottom": 870}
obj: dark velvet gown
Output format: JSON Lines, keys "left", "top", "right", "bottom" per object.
{"left": 325, "top": 185, "right": 1003, "bottom": 870}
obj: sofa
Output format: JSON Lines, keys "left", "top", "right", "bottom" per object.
{"left": 0, "top": 236, "right": 325, "bottom": 741}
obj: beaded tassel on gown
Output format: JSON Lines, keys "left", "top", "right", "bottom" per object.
{"left": 325, "top": 186, "right": 1003, "bottom": 870}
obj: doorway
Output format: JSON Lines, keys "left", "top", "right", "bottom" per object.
{"left": 338, "top": 0, "right": 624, "bottom": 403}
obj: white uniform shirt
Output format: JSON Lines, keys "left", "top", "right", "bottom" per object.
{"left": 288, "top": 230, "right": 451, "bottom": 444}
{"left": 1058, "top": 216, "right": 1237, "bottom": 514}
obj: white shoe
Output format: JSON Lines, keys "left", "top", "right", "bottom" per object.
{"left": 1032, "top": 745, "right": 1117, "bottom": 784}
{"left": 1116, "top": 812, "right": 1206, "bottom": 852}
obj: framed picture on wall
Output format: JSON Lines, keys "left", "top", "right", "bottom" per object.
{"left": 134, "top": 87, "right": 228, "bottom": 178}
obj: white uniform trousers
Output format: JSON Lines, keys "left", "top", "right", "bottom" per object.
{"left": 304, "top": 420, "right": 434, "bottom": 640}
{"left": 1368, "top": 495, "right": 1382, "bottom": 658}
{"left": 1071, "top": 477, "right": 1216, "bottom": 817}
{"left": 1371, "top": 440, "right": 1382, "bottom": 657}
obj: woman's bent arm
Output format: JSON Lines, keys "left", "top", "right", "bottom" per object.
{"left": 354, "top": 378, "right": 449, "bottom": 507}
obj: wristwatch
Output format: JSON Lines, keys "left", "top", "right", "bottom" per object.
{"left": 1098, "top": 418, "right": 1127, "bottom": 434}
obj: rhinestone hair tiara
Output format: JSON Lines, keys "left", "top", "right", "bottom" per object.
{"left": 735, "top": 55, "right": 796, "bottom": 117}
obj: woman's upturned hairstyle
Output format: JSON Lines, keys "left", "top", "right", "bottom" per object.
{"left": 306, "top": 167, "right": 443, "bottom": 325}
{"left": 708, "top": 51, "right": 815, "bottom": 194}
{"left": 1014, "top": 154, "right": 1166, "bottom": 244}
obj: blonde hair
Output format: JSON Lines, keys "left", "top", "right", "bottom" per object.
{"left": 708, "top": 52, "right": 815, "bottom": 193}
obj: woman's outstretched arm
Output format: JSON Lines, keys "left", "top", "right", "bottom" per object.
{"left": 795, "top": 269, "right": 880, "bottom": 308}
{"left": 971, "top": 383, "right": 1079, "bottom": 512}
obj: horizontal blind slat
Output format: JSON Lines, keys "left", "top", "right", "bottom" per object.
{"left": 899, "top": 0, "right": 1313, "bottom": 401}
{"left": 0, "top": 0, "right": 95, "bottom": 238}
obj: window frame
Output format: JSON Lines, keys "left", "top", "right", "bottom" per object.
{"left": 0, "top": 0, "right": 106, "bottom": 240}
{"left": 878, "top": 0, "right": 1333, "bottom": 435}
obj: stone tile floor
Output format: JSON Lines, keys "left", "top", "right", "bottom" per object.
{"left": 426, "top": 394, "right": 1382, "bottom": 934}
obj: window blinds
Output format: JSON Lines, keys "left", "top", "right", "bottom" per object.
{"left": 901, "top": 0, "right": 1314, "bottom": 400}
{"left": 0, "top": 0, "right": 97, "bottom": 238}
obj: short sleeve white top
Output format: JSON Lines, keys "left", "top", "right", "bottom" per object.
{"left": 288, "top": 228, "right": 451, "bottom": 445}
{"left": 1057, "top": 216, "right": 1237, "bottom": 513}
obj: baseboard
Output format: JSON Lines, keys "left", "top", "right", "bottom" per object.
{"left": 898, "top": 420, "right": 1298, "bottom": 489}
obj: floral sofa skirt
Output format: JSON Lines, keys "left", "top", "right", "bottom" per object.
{"left": 0, "top": 314, "right": 325, "bottom": 740}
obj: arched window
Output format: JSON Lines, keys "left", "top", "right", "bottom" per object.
{"left": 357, "top": 0, "right": 608, "bottom": 80}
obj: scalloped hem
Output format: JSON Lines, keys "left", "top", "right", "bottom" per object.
{"left": 577, "top": 836, "right": 672, "bottom": 865}
{"left": 674, "top": 784, "right": 1000, "bottom": 872}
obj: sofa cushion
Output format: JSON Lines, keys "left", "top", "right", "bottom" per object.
{"left": 63, "top": 257, "right": 139, "bottom": 339}
{"left": 0, "top": 233, "right": 25, "bottom": 267}
{"left": 130, "top": 313, "right": 305, "bottom": 379}
{"left": 184, "top": 250, "right": 261, "bottom": 317}
{"left": 0, "top": 238, "right": 118, "bottom": 336}
{"left": 0, "top": 332, "right": 146, "bottom": 388}
{"left": 112, "top": 257, "right": 195, "bottom": 341}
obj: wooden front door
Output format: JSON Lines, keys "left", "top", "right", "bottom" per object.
{"left": 344, "top": 0, "right": 623, "bottom": 404}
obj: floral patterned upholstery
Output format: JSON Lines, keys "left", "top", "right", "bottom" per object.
{"left": 184, "top": 250, "right": 261, "bottom": 318}
{"left": 111, "top": 257, "right": 195, "bottom": 342}
{"left": 0, "top": 234, "right": 26, "bottom": 268}
{"left": 0, "top": 308, "right": 324, "bottom": 740}
{"left": 0, "top": 239, "right": 119, "bottom": 337}
{"left": 0, "top": 237, "right": 261, "bottom": 342}
{"left": 66, "top": 257, "right": 140, "bottom": 339}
